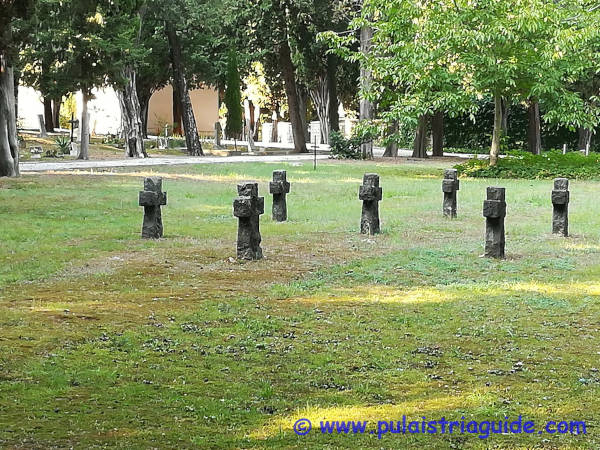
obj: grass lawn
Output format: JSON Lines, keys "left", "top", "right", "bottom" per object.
{"left": 1, "top": 160, "right": 599, "bottom": 448}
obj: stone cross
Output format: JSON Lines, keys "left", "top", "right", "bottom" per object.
{"left": 359, "top": 173, "right": 382, "bottom": 235}
{"left": 552, "top": 178, "right": 569, "bottom": 236}
{"left": 442, "top": 169, "right": 460, "bottom": 218}
{"left": 138, "top": 177, "right": 167, "bottom": 239}
{"left": 269, "top": 170, "right": 290, "bottom": 222}
{"left": 483, "top": 187, "right": 506, "bottom": 258}
{"left": 233, "top": 182, "right": 264, "bottom": 260}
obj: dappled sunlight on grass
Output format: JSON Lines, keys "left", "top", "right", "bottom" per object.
{"left": 563, "top": 241, "right": 600, "bottom": 252}
{"left": 291, "top": 285, "right": 458, "bottom": 305}
{"left": 3, "top": 162, "right": 600, "bottom": 447}
{"left": 251, "top": 391, "right": 489, "bottom": 439}
{"left": 501, "top": 280, "right": 600, "bottom": 297}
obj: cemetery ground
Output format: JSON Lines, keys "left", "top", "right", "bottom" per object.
{"left": 20, "top": 134, "right": 193, "bottom": 162}
{"left": 1, "top": 160, "right": 600, "bottom": 449}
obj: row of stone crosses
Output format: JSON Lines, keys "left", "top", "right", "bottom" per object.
{"left": 138, "top": 169, "right": 570, "bottom": 260}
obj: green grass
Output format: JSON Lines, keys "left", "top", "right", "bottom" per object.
{"left": 1, "top": 160, "right": 599, "bottom": 448}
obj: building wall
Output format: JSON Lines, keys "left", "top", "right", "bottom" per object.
{"left": 147, "top": 85, "right": 219, "bottom": 136}
{"left": 17, "top": 86, "right": 121, "bottom": 135}
{"left": 17, "top": 84, "right": 219, "bottom": 137}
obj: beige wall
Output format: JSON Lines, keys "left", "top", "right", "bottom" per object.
{"left": 148, "top": 84, "right": 219, "bottom": 135}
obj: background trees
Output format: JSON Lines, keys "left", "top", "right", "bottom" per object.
{"left": 325, "top": 0, "right": 600, "bottom": 163}
{"left": 0, "top": 0, "right": 34, "bottom": 176}
{"left": 2, "top": 0, "right": 600, "bottom": 177}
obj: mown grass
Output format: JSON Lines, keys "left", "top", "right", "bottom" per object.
{"left": 1, "top": 160, "right": 599, "bottom": 448}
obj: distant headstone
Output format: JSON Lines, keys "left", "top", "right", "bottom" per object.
{"left": 277, "top": 122, "right": 293, "bottom": 144}
{"left": 552, "top": 178, "right": 569, "bottom": 236}
{"left": 214, "top": 122, "right": 222, "bottom": 147}
{"left": 139, "top": 177, "right": 167, "bottom": 239}
{"left": 69, "top": 142, "right": 79, "bottom": 157}
{"left": 30, "top": 146, "right": 43, "bottom": 159}
{"left": 37, "top": 115, "right": 47, "bottom": 138}
{"left": 359, "top": 173, "right": 382, "bottom": 235}
{"left": 310, "top": 121, "right": 322, "bottom": 145}
{"left": 233, "top": 182, "right": 264, "bottom": 260}
{"left": 442, "top": 169, "right": 460, "bottom": 218}
{"left": 262, "top": 123, "right": 273, "bottom": 144}
{"left": 483, "top": 187, "right": 506, "bottom": 258}
{"left": 269, "top": 170, "right": 290, "bottom": 222}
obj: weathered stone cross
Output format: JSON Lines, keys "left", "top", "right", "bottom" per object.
{"left": 269, "top": 170, "right": 290, "bottom": 222}
{"left": 483, "top": 186, "right": 506, "bottom": 258}
{"left": 359, "top": 173, "right": 382, "bottom": 235}
{"left": 139, "top": 177, "right": 167, "bottom": 239}
{"left": 552, "top": 178, "right": 569, "bottom": 236}
{"left": 442, "top": 169, "right": 460, "bottom": 218}
{"left": 233, "top": 182, "right": 264, "bottom": 260}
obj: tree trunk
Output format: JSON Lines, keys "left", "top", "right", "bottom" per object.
{"left": 52, "top": 98, "right": 61, "bottom": 129}
{"left": 271, "top": 106, "right": 279, "bottom": 143}
{"left": 78, "top": 89, "right": 91, "bottom": 160}
{"left": 382, "top": 120, "right": 398, "bottom": 157}
{"left": 359, "top": 25, "right": 374, "bottom": 159}
{"left": 309, "top": 74, "right": 330, "bottom": 144}
{"left": 578, "top": 127, "right": 592, "bottom": 152}
{"left": 412, "top": 114, "right": 428, "bottom": 158}
{"left": 278, "top": 40, "right": 307, "bottom": 153}
{"left": 431, "top": 110, "right": 444, "bottom": 157}
{"left": 248, "top": 99, "right": 255, "bottom": 137}
{"left": 527, "top": 99, "right": 541, "bottom": 155}
{"left": 118, "top": 67, "right": 147, "bottom": 158}
{"left": 327, "top": 53, "right": 339, "bottom": 133}
{"left": 0, "top": 55, "right": 19, "bottom": 177}
{"left": 297, "top": 83, "right": 309, "bottom": 145}
{"left": 500, "top": 97, "right": 509, "bottom": 136}
{"left": 138, "top": 91, "right": 150, "bottom": 138}
{"left": 43, "top": 97, "right": 54, "bottom": 132}
{"left": 490, "top": 94, "right": 502, "bottom": 166}
{"left": 172, "top": 84, "right": 182, "bottom": 135}
{"left": 166, "top": 23, "right": 203, "bottom": 156}
{"left": 13, "top": 69, "right": 19, "bottom": 123}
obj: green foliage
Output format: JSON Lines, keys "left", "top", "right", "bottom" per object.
{"left": 456, "top": 151, "right": 600, "bottom": 180}
{"left": 224, "top": 49, "right": 243, "bottom": 138}
{"left": 54, "top": 135, "right": 71, "bottom": 154}
{"left": 444, "top": 98, "right": 582, "bottom": 152}
{"left": 329, "top": 130, "right": 372, "bottom": 159}
{"left": 59, "top": 94, "right": 77, "bottom": 129}
{"left": 324, "top": 0, "right": 600, "bottom": 157}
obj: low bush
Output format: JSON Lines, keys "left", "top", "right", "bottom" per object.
{"left": 54, "top": 135, "right": 71, "bottom": 154}
{"left": 329, "top": 131, "right": 364, "bottom": 159}
{"left": 329, "top": 127, "right": 376, "bottom": 160}
{"left": 455, "top": 150, "right": 600, "bottom": 180}
{"left": 445, "top": 147, "right": 501, "bottom": 155}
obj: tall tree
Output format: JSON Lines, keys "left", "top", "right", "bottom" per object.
{"left": 224, "top": 50, "right": 243, "bottom": 144}
{"left": 103, "top": 0, "right": 149, "bottom": 158}
{"left": 0, "top": 0, "right": 33, "bottom": 177}
{"left": 244, "top": 0, "right": 310, "bottom": 153}
{"left": 325, "top": 0, "right": 600, "bottom": 165}
{"left": 165, "top": 22, "right": 203, "bottom": 155}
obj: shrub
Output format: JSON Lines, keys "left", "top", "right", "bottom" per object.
{"left": 54, "top": 136, "right": 71, "bottom": 154}
{"left": 455, "top": 150, "right": 600, "bottom": 180}
{"left": 445, "top": 147, "right": 503, "bottom": 155}
{"left": 329, "top": 128, "right": 375, "bottom": 160}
